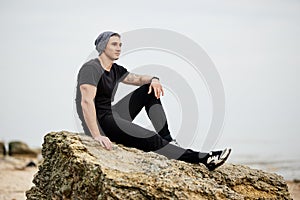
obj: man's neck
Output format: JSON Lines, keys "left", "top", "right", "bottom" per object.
{"left": 98, "top": 54, "right": 113, "bottom": 71}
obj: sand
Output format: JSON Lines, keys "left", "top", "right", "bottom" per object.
{"left": 0, "top": 157, "right": 37, "bottom": 200}
{"left": 0, "top": 157, "right": 299, "bottom": 200}
{"left": 287, "top": 180, "right": 300, "bottom": 200}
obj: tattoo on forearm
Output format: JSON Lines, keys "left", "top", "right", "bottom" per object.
{"left": 125, "top": 73, "right": 144, "bottom": 85}
{"left": 123, "top": 73, "right": 153, "bottom": 86}
{"left": 126, "top": 73, "right": 140, "bottom": 83}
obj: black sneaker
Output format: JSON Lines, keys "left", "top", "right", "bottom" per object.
{"left": 204, "top": 148, "right": 231, "bottom": 171}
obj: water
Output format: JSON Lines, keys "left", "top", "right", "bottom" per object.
{"left": 215, "top": 138, "right": 300, "bottom": 181}
{"left": 230, "top": 154, "right": 300, "bottom": 181}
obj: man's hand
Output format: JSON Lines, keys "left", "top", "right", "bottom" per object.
{"left": 148, "top": 79, "right": 164, "bottom": 99}
{"left": 94, "top": 135, "right": 113, "bottom": 150}
{"left": 122, "top": 73, "right": 164, "bottom": 98}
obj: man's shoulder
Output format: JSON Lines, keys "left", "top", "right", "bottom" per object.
{"left": 82, "top": 58, "right": 99, "bottom": 68}
{"left": 80, "top": 58, "right": 102, "bottom": 73}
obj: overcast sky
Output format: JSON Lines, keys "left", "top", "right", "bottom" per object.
{"left": 0, "top": 0, "right": 299, "bottom": 160}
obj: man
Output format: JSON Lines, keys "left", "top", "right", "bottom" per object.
{"left": 75, "top": 31, "right": 231, "bottom": 170}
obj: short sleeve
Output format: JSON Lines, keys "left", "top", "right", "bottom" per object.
{"left": 78, "top": 64, "right": 102, "bottom": 86}
{"left": 116, "top": 64, "right": 129, "bottom": 82}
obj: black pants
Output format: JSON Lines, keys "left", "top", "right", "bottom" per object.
{"left": 98, "top": 84, "right": 207, "bottom": 164}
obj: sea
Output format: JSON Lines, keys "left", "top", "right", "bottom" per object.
{"left": 216, "top": 138, "right": 300, "bottom": 181}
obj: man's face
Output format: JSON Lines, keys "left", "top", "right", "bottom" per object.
{"left": 103, "top": 36, "right": 122, "bottom": 60}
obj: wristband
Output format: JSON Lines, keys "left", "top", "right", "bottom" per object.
{"left": 151, "top": 76, "right": 160, "bottom": 82}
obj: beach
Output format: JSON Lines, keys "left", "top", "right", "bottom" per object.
{"left": 0, "top": 157, "right": 36, "bottom": 200}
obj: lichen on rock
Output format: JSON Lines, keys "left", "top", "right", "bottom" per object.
{"left": 26, "top": 131, "right": 292, "bottom": 200}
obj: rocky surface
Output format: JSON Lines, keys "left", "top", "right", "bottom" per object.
{"left": 9, "top": 141, "right": 38, "bottom": 158}
{"left": 26, "top": 131, "right": 292, "bottom": 200}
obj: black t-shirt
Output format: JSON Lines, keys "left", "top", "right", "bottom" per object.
{"left": 75, "top": 58, "right": 129, "bottom": 121}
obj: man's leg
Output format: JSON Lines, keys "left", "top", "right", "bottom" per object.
{"left": 112, "top": 84, "right": 173, "bottom": 141}
{"left": 109, "top": 84, "right": 206, "bottom": 163}
{"left": 107, "top": 84, "right": 231, "bottom": 169}
{"left": 99, "top": 113, "right": 206, "bottom": 164}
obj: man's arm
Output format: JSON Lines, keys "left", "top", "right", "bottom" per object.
{"left": 122, "top": 73, "right": 153, "bottom": 86}
{"left": 122, "top": 73, "right": 164, "bottom": 99}
{"left": 80, "top": 84, "right": 112, "bottom": 150}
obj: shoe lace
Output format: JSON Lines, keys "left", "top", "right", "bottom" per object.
{"left": 207, "top": 154, "right": 220, "bottom": 164}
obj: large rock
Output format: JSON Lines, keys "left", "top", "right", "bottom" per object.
{"left": 9, "top": 141, "right": 38, "bottom": 158}
{"left": 0, "top": 141, "right": 6, "bottom": 157}
{"left": 26, "top": 131, "right": 292, "bottom": 199}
